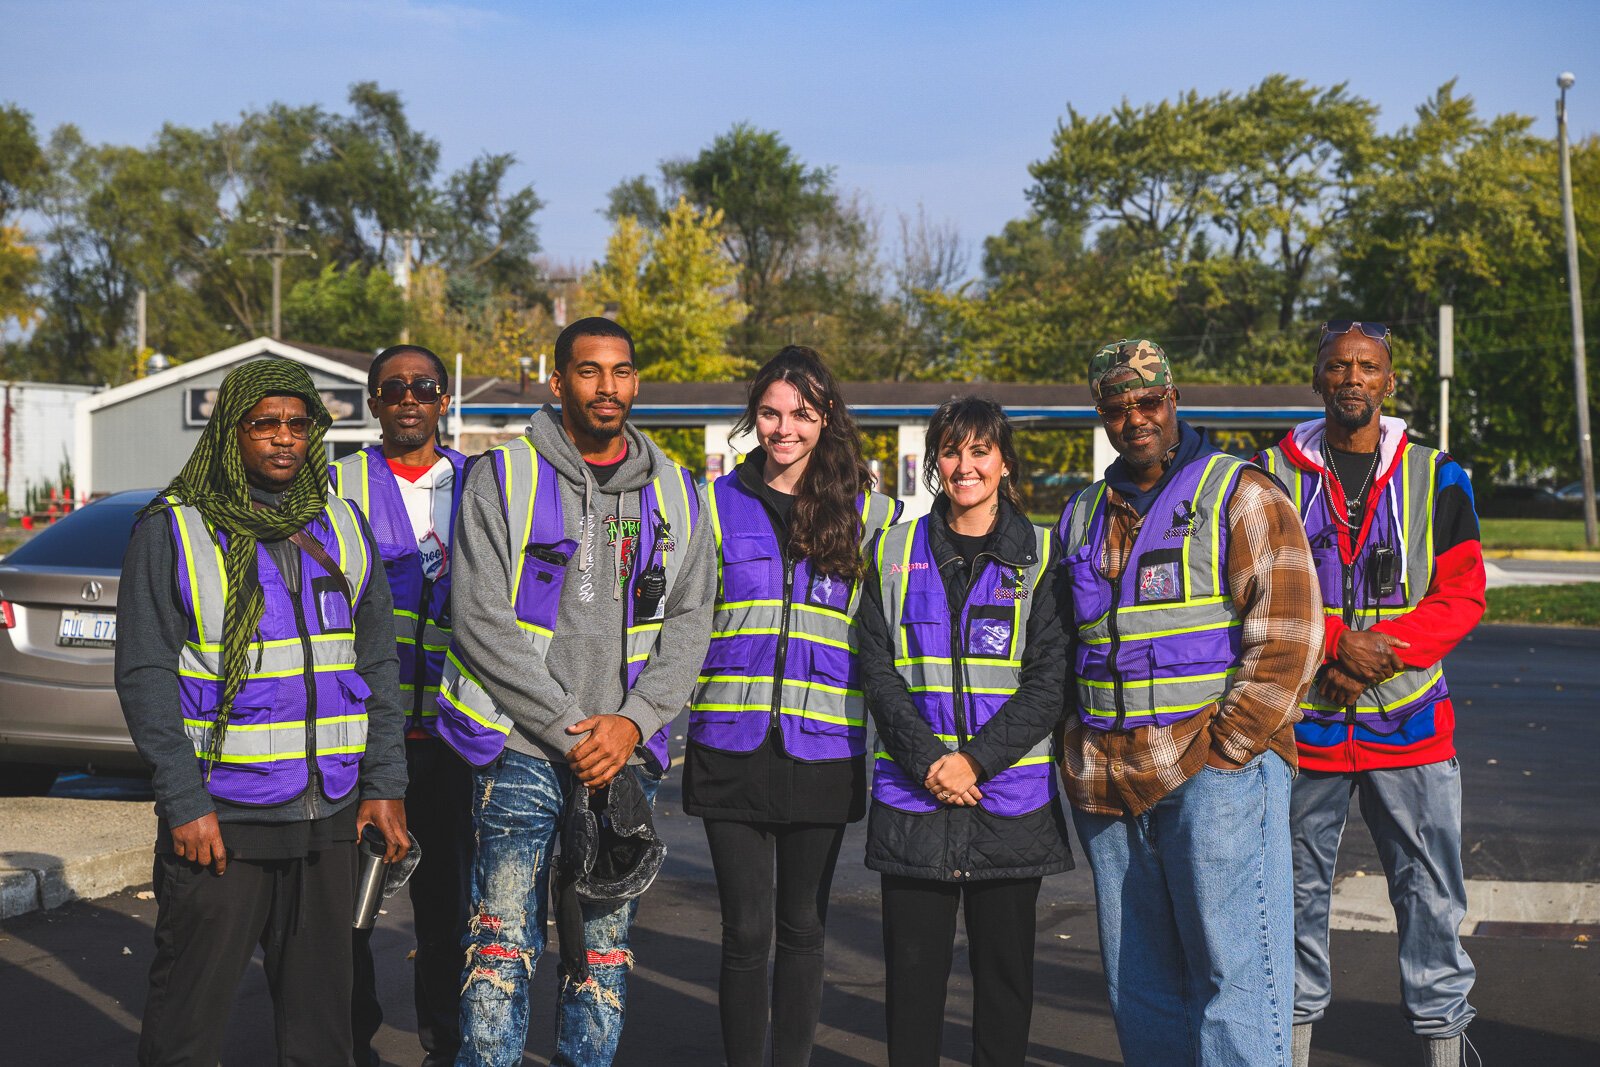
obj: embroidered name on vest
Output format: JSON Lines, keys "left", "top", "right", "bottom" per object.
{"left": 889, "top": 561, "right": 929, "bottom": 574}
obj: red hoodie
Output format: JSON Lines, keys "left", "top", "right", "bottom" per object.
{"left": 1259, "top": 419, "right": 1486, "bottom": 772}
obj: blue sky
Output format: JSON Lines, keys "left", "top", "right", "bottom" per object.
{"left": 5, "top": 0, "right": 1596, "bottom": 269}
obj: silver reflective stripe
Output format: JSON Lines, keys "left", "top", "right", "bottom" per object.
{"left": 171, "top": 501, "right": 365, "bottom": 681}
{"left": 624, "top": 462, "right": 700, "bottom": 666}
{"left": 874, "top": 518, "right": 1053, "bottom": 769}
{"left": 1062, "top": 456, "right": 1246, "bottom": 724}
{"left": 691, "top": 675, "right": 867, "bottom": 728}
{"left": 332, "top": 450, "right": 372, "bottom": 515}
{"left": 182, "top": 712, "right": 369, "bottom": 762}
{"left": 395, "top": 611, "right": 450, "bottom": 651}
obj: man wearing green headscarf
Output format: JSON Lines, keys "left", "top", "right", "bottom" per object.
{"left": 116, "top": 358, "right": 409, "bottom": 1065}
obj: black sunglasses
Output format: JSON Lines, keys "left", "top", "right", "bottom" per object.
{"left": 1320, "top": 321, "right": 1391, "bottom": 350}
{"left": 240, "top": 416, "right": 316, "bottom": 440}
{"left": 1096, "top": 389, "right": 1172, "bottom": 422}
{"left": 373, "top": 377, "right": 444, "bottom": 405}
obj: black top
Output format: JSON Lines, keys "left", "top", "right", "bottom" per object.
{"left": 682, "top": 450, "right": 867, "bottom": 825}
{"left": 1326, "top": 445, "right": 1380, "bottom": 528}
{"left": 943, "top": 525, "right": 992, "bottom": 572}
{"left": 115, "top": 487, "right": 405, "bottom": 860}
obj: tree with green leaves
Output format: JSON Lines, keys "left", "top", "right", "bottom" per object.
{"left": 0, "top": 103, "right": 46, "bottom": 330}
{"left": 589, "top": 198, "right": 749, "bottom": 381}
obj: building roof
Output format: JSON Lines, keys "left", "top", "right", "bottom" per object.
{"left": 78, "top": 337, "right": 371, "bottom": 415}
{"left": 459, "top": 378, "right": 1324, "bottom": 427}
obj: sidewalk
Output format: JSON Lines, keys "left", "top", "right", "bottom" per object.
{"left": 0, "top": 797, "right": 153, "bottom": 919}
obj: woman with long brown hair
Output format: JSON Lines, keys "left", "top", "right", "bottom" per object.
{"left": 683, "top": 346, "right": 900, "bottom": 1066}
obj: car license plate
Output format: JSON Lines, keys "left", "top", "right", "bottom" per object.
{"left": 58, "top": 609, "right": 117, "bottom": 648}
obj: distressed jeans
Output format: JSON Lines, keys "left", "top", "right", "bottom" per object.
{"left": 1073, "top": 750, "right": 1294, "bottom": 1067}
{"left": 457, "top": 750, "right": 660, "bottom": 1067}
{"left": 1291, "top": 759, "right": 1476, "bottom": 1038}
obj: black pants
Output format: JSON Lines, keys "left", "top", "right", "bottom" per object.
{"left": 139, "top": 844, "right": 357, "bottom": 1067}
{"left": 704, "top": 819, "right": 847, "bottom": 1067}
{"left": 880, "top": 874, "right": 1042, "bottom": 1067}
{"left": 353, "top": 739, "right": 474, "bottom": 1067}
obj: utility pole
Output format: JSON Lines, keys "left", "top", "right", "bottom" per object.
{"left": 1438, "top": 304, "right": 1453, "bottom": 454}
{"left": 383, "top": 227, "right": 437, "bottom": 343}
{"left": 243, "top": 215, "right": 315, "bottom": 340}
{"left": 1557, "top": 72, "right": 1598, "bottom": 548}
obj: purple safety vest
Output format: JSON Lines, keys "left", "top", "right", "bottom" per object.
{"left": 689, "top": 473, "right": 899, "bottom": 761}
{"left": 331, "top": 445, "right": 467, "bottom": 732}
{"left": 167, "top": 497, "right": 374, "bottom": 807}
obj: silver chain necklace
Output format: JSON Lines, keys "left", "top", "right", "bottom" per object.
{"left": 1321, "top": 440, "right": 1380, "bottom": 530}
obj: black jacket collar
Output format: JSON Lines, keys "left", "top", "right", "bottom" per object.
{"left": 926, "top": 494, "right": 1038, "bottom": 570}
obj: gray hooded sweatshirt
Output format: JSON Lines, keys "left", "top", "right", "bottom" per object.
{"left": 449, "top": 405, "right": 716, "bottom": 763}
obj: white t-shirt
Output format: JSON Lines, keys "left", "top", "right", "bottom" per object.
{"left": 391, "top": 455, "right": 454, "bottom": 580}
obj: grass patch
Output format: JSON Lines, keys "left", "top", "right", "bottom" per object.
{"left": 0, "top": 533, "right": 22, "bottom": 557}
{"left": 1479, "top": 518, "right": 1593, "bottom": 552}
{"left": 1485, "top": 582, "right": 1600, "bottom": 627}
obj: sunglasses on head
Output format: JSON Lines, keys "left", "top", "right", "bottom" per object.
{"left": 1320, "top": 321, "right": 1391, "bottom": 350}
{"left": 1095, "top": 388, "right": 1172, "bottom": 422}
{"left": 240, "top": 416, "right": 316, "bottom": 440}
{"left": 373, "top": 377, "right": 444, "bottom": 405}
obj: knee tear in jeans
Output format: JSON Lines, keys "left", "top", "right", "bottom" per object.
{"left": 563, "top": 973, "right": 625, "bottom": 1011}
{"left": 479, "top": 778, "right": 494, "bottom": 806}
{"left": 463, "top": 940, "right": 534, "bottom": 989}
{"left": 585, "top": 948, "right": 633, "bottom": 969}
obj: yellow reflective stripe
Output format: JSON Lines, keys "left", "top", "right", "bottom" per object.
{"left": 1081, "top": 696, "right": 1222, "bottom": 718}
{"left": 709, "top": 627, "right": 854, "bottom": 652}
{"left": 707, "top": 474, "right": 726, "bottom": 591}
{"left": 397, "top": 638, "right": 450, "bottom": 651}
{"left": 515, "top": 619, "right": 554, "bottom": 638}
{"left": 182, "top": 713, "right": 367, "bottom": 732}
{"left": 690, "top": 704, "right": 865, "bottom": 727}
{"left": 200, "top": 744, "right": 367, "bottom": 764}
{"left": 907, "top": 685, "right": 1018, "bottom": 696}
{"left": 508, "top": 443, "right": 538, "bottom": 607}
{"left": 179, "top": 661, "right": 357, "bottom": 680}
{"left": 1078, "top": 668, "right": 1238, "bottom": 690}
{"left": 169, "top": 499, "right": 208, "bottom": 643}
{"left": 395, "top": 608, "right": 421, "bottom": 620}
{"left": 893, "top": 656, "right": 1023, "bottom": 669}
{"left": 1302, "top": 666, "right": 1446, "bottom": 714}
{"left": 627, "top": 622, "right": 664, "bottom": 636}
{"left": 439, "top": 651, "right": 513, "bottom": 735}
{"left": 695, "top": 674, "right": 862, "bottom": 697}
{"left": 356, "top": 448, "right": 371, "bottom": 514}
{"left": 896, "top": 520, "right": 917, "bottom": 661}
{"left": 184, "top": 632, "right": 350, "bottom": 655}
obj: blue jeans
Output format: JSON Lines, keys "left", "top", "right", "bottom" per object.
{"left": 457, "top": 750, "right": 660, "bottom": 1067}
{"left": 1073, "top": 751, "right": 1294, "bottom": 1067}
{"left": 1291, "top": 760, "right": 1475, "bottom": 1038}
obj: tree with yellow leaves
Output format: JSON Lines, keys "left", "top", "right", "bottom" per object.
{"left": 589, "top": 198, "right": 749, "bottom": 381}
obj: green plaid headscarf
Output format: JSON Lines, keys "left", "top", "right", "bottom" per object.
{"left": 140, "top": 358, "right": 332, "bottom": 770}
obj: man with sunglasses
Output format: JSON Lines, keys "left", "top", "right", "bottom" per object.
{"left": 116, "top": 359, "right": 408, "bottom": 1064}
{"left": 1256, "top": 322, "right": 1485, "bottom": 1067}
{"left": 331, "top": 345, "right": 471, "bottom": 1067}
{"left": 1056, "top": 339, "right": 1323, "bottom": 1065}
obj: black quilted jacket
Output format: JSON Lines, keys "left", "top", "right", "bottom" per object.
{"left": 859, "top": 498, "right": 1074, "bottom": 882}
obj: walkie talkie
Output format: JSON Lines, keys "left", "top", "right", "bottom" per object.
{"left": 632, "top": 509, "right": 670, "bottom": 620}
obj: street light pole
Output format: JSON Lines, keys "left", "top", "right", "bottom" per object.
{"left": 1557, "top": 73, "right": 1598, "bottom": 548}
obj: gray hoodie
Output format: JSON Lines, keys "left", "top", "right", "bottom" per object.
{"left": 449, "top": 405, "right": 716, "bottom": 763}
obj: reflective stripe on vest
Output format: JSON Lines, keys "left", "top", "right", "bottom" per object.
{"left": 167, "top": 497, "right": 373, "bottom": 801}
{"left": 870, "top": 516, "right": 1055, "bottom": 816}
{"left": 331, "top": 446, "right": 465, "bottom": 721}
{"left": 689, "top": 478, "right": 898, "bottom": 759}
{"left": 435, "top": 436, "right": 700, "bottom": 768}
{"left": 1058, "top": 452, "right": 1248, "bottom": 730}
{"left": 1261, "top": 439, "right": 1446, "bottom": 722}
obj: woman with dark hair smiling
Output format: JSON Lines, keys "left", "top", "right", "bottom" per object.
{"left": 857, "top": 396, "right": 1072, "bottom": 1066}
{"left": 683, "top": 346, "right": 900, "bottom": 1067}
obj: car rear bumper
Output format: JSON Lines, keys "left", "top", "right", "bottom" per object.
{"left": 0, "top": 673, "right": 146, "bottom": 774}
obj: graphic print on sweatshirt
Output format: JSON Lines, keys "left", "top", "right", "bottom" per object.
{"left": 606, "top": 515, "right": 641, "bottom": 591}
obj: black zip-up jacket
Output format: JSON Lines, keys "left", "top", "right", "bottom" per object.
{"left": 859, "top": 496, "right": 1073, "bottom": 882}
{"left": 682, "top": 451, "right": 867, "bottom": 824}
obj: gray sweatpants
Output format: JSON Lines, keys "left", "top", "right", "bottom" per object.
{"left": 1290, "top": 759, "right": 1476, "bottom": 1038}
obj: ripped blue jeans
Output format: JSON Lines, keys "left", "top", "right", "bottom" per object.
{"left": 457, "top": 750, "right": 660, "bottom": 1067}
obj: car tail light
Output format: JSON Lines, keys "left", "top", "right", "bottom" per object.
{"left": 0, "top": 600, "right": 14, "bottom": 628}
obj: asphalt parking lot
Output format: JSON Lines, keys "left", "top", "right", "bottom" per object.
{"left": 3, "top": 622, "right": 1598, "bottom": 1065}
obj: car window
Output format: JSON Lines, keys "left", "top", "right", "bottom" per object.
{"left": 5, "top": 492, "right": 153, "bottom": 569}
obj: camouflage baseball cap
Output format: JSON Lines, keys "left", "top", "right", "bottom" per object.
{"left": 1088, "top": 339, "right": 1173, "bottom": 400}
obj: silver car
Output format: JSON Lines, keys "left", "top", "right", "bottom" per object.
{"left": 0, "top": 490, "right": 150, "bottom": 794}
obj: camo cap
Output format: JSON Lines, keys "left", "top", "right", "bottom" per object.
{"left": 1088, "top": 339, "right": 1174, "bottom": 400}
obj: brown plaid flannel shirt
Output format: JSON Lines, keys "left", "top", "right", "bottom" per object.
{"left": 1060, "top": 468, "right": 1323, "bottom": 816}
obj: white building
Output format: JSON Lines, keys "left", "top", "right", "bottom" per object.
{"left": 2, "top": 380, "right": 98, "bottom": 513}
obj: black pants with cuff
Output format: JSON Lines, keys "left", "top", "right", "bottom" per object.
{"left": 138, "top": 844, "right": 357, "bottom": 1067}
{"left": 880, "top": 873, "right": 1042, "bottom": 1067}
{"left": 353, "top": 739, "right": 474, "bottom": 1067}
{"left": 704, "top": 819, "right": 847, "bottom": 1067}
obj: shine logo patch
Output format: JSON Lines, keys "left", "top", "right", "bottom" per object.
{"left": 1138, "top": 560, "right": 1181, "bottom": 602}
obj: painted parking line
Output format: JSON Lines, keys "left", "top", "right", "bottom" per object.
{"left": 1330, "top": 874, "right": 1600, "bottom": 936}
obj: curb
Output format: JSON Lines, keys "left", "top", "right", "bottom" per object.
{"left": 1483, "top": 548, "right": 1600, "bottom": 562}
{"left": 0, "top": 845, "right": 153, "bottom": 919}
